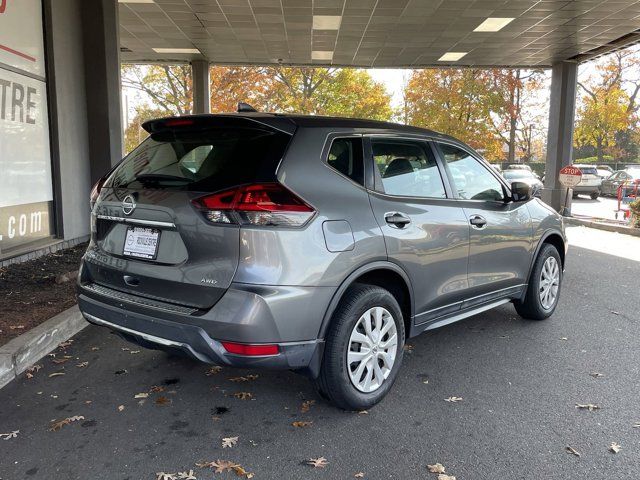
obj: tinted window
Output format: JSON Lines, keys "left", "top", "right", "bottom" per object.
{"left": 327, "top": 137, "right": 364, "bottom": 185}
{"left": 438, "top": 143, "right": 504, "bottom": 201}
{"left": 579, "top": 166, "right": 598, "bottom": 176}
{"left": 372, "top": 139, "right": 446, "bottom": 198}
{"left": 108, "top": 127, "right": 291, "bottom": 192}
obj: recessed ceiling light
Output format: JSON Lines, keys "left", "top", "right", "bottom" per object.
{"left": 153, "top": 48, "right": 201, "bottom": 54}
{"left": 118, "top": 0, "right": 155, "bottom": 3}
{"left": 438, "top": 52, "right": 468, "bottom": 62}
{"left": 312, "top": 50, "right": 334, "bottom": 61}
{"left": 473, "top": 17, "right": 515, "bottom": 32}
{"left": 313, "top": 15, "right": 342, "bottom": 30}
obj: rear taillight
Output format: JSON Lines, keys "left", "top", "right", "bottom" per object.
{"left": 221, "top": 342, "right": 279, "bottom": 356}
{"left": 192, "top": 183, "right": 315, "bottom": 227}
{"left": 90, "top": 177, "right": 106, "bottom": 209}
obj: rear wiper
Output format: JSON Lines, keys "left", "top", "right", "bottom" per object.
{"left": 132, "top": 173, "right": 194, "bottom": 185}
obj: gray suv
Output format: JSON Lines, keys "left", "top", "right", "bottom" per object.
{"left": 78, "top": 113, "right": 567, "bottom": 410}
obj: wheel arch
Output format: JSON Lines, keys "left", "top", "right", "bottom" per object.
{"left": 523, "top": 229, "right": 566, "bottom": 297}
{"left": 318, "top": 261, "right": 414, "bottom": 341}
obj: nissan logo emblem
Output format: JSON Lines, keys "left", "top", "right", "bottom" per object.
{"left": 122, "top": 195, "right": 136, "bottom": 216}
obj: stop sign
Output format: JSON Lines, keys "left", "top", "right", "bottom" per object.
{"left": 558, "top": 165, "right": 582, "bottom": 187}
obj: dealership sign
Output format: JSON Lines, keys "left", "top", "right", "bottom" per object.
{"left": 0, "top": 0, "right": 53, "bottom": 258}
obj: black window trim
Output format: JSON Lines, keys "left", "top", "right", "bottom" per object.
{"left": 364, "top": 134, "right": 451, "bottom": 201}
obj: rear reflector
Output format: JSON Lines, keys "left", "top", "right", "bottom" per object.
{"left": 221, "top": 342, "right": 279, "bottom": 356}
{"left": 192, "top": 183, "right": 315, "bottom": 227}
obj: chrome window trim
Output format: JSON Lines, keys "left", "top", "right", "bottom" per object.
{"left": 96, "top": 215, "right": 176, "bottom": 229}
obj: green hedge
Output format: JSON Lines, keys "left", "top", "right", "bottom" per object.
{"left": 574, "top": 156, "right": 615, "bottom": 164}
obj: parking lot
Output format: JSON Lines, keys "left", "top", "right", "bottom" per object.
{"left": 0, "top": 226, "right": 638, "bottom": 480}
{"left": 571, "top": 195, "right": 623, "bottom": 221}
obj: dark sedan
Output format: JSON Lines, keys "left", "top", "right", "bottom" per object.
{"left": 502, "top": 170, "right": 543, "bottom": 197}
{"left": 601, "top": 169, "right": 640, "bottom": 196}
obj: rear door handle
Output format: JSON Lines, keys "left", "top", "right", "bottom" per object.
{"left": 385, "top": 212, "right": 411, "bottom": 228}
{"left": 469, "top": 215, "right": 487, "bottom": 228}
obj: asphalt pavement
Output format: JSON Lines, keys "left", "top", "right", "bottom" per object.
{"left": 1, "top": 232, "right": 639, "bottom": 480}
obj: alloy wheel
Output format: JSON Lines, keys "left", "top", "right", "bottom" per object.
{"left": 346, "top": 306, "right": 398, "bottom": 393}
{"left": 539, "top": 256, "right": 560, "bottom": 310}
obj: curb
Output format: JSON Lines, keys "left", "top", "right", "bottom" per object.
{"left": 564, "top": 217, "right": 640, "bottom": 237}
{"left": 0, "top": 305, "right": 88, "bottom": 389}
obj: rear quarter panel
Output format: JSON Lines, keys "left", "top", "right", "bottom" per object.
{"left": 232, "top": 127, "right": 387, "bottom": 287}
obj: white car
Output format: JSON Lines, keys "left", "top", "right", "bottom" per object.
{"left": 572, "top": 165, "right": 602, "bottom": 199}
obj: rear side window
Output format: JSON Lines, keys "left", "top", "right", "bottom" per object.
{"left": 372, "top": 139, "right": 446, "bottom": 198}
{"left": 108, "top": 127, "right": 291, "bottom": 192}
{"left": 327, "top": 137, "right": 364, "bottom": 185}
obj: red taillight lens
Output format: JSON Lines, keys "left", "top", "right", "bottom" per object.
{"left": 192, "top": 183, "right": 315, "bottom": 227}
{"left": 221, "top": 342, "right": 279, "bottom": 356}
{"left": 90, "top": 177, "right": 106, "bottom": 208}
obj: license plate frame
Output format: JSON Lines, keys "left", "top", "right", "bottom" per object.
{"left": 123, "top": 227, "right": 161, "bottom": 260}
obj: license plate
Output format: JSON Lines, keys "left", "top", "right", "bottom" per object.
{"left": 123, "top": 227, "right": 160, "bottom": 260}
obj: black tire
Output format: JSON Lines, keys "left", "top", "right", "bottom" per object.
{"left": 514, "top": 243, "right": 562, "bottom": 320}
{"left": 316, "top": 284, "right": 405, "bottom": 410}
{"left": 590, "top": 191, "right": 600, "bottom": 200}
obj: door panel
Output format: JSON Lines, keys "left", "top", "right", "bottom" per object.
{"left": 435, "top": 142, "right": 533, "bottom": 300}
{"left": 366, "top": 137, "right": 470, "bottom": 323}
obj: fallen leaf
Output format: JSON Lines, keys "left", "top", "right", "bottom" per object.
{"left": 444, "top": 396, "right": 463, "bottom": 403}
{"left": 404, "top": 344, "right": 414, "bottom": 352}
{"left": 301, "top": 400, "right": 315, "bottom": 413}
{"left": 437, "top": 475, "right": 456, "bottom": 480}
{"left": 232, "top": 464, "right": 254, "bottom": 478}
{"left": 196, "top": 460, "right": 240, "bottom": 474}
{"left": 611, "top": 311, "right": 620, "bottom": 315}
{"left": 358, "top": 410, "right": 369, "bottom": 415}
{"left": 49, "top": 372, "right": 65, "bottom": 378}
{"left": 0, "top": 430, "right": 19, "bottom": 440}
{"left": 609, "top": 442, "right": 621, "bottom": 453}
{"left": 156, "top": 473, "right": 176, "bottom": 480}
{"left": 114, "top": 369, "right": 128, "bottom": 375}
{"left": 58, "top": 340, "right": 74, "bottom": 349}
{"left": 150, "top": 385, "right": 166, "bottom": 393}
{"left": 9, "top": 325, "right": 25, "bottom": 330}
{"left": 49, "top": 415, "right": 85, "bottom": 431}
{"left": 76, "top": 362, "right": 89, "bottom": 368}
{"left": 118, "top": 405, "right": 125, "bottom": 412}
{"left": 222, "top": 436, "right": 238, "bottom": 448}
{"left": 25, "top": 364, "right": 42, "bottom": 378}
{"left": 134, "top": 392, "right": 149, "bottom": 399}
{"left": 91, "top": 346, "right": 100, "bottom": 351}
{"left": 177, "top": 470, "right": 197, "bottom": 479}
{"left": 205, "top": 366, "right": 222, "bottom": 376}
{"left": 129, "top": 350, "right": 141, "bottom": 354}
{"left": 589, "top": 372, "right": 604, "bottom": 378}
{"left": 560, "top": 337, "right": 568, "bottom": 341}
{"left": 307, "top": 457, "right": 328, "bottom": 468}
{"left": 566, "top": 446, "right": 581, "bottom": 457}
{"left": 427, "top": 463, "right": 446, "bottom": 473}
{"left": 155, "top": 396, "right": 172, "bottom": 406}
{"left": 229, "top": 377, "right": 249, "bottom": 382}
{"left": 292, "top": 421, "right": 313, "bottom": 428}
{"left": 232, "top": 392, "right": 253, "bottom": 400}
{"left": 52, "top": 358, "right": 70, "bottom": 364}
{"left": 354, "top": 474, "right": 364, "bottom": 479}
{"left": 246, "top": 374, "right": 259, "bottom": 380}
{"left": 576, "top": 403, "right": 600, "bottom": 411}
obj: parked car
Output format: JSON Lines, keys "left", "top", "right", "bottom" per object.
{"left": 506, "top": 164, "right": 533, "bottom": 172}
{"left": 601, "top": 169, "right": 640, "bottom": 196}
{"left": 572, "top": 165, "right": 602, "bottom": 199}
{"left": 596, "top": 164, "right": 614, "bottom": 175}
{"left": 78, "top": 112, "right": 567, "bottom": 410}
{"left": 596, "top": 168, "right": 613, "bottom": 180}
{"left": 501, "top": 169, "right": 543, "bottom": 197}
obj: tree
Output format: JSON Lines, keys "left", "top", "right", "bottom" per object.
{"left": 122, "top": 64, "right": 192, "bottom": 116}
{"left": 574, "top": 86, "right": 630, "bottom": 163}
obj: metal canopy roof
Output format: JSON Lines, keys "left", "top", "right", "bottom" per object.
{"left": 118, "top": 0, "right": 640, "bottom": 67}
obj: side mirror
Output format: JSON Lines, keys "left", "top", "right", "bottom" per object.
{"left": 511, "top": 181, "right": 531, "bottom": 202}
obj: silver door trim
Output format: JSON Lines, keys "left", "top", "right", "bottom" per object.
{"left": 424, "top": 299, "right": 511, "bottom": 331}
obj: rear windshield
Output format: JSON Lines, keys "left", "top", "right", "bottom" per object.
{"left": 107, "top": 126, "right": 291, "bottom": 192}
{"left": 579, "top": 166, "right": 598, "bottom": 175}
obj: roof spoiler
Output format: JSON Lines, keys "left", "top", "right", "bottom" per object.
{"left": 237, "top": 102, "right": 257, "bottom": 112}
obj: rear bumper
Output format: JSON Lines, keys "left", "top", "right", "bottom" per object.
{"left": 573, "top": 185, "right": 600, "bottom": 194}
{"left": 77, "top": 281, "right": 334, "bottom": 376}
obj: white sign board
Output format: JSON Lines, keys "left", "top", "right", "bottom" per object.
{"left": 0, "top": 0, "right": 46, "bottom": 78}
{"left": 0, "top": 0, "right": 53, "bottom": 257}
